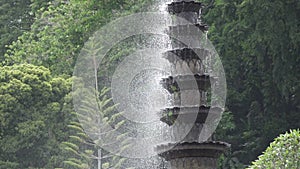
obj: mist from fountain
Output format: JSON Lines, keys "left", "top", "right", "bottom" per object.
{"left": 110, "top": 0, "right": 217, "bottom": 168}
{"left": 73, "top": 0, "right": 228, "bottom": 167}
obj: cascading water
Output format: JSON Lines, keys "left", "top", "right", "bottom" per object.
{"left": 73, "top": 0, "right": 228, "bottom": 168}
{"left": 112, "top": 0, "right": 229, "bottom": 168}
{"left": 109, "top": 1, "right": 175, "bottom": 167}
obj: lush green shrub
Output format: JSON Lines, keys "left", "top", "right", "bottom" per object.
{"left": 247, "top": 129, "right": 300, "bottom": 169}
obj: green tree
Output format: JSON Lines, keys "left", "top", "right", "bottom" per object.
{"left": 247, "top": 129, "right": 300, "bottom": 169}
{"left": 0, "top": 64, "right": 72, "bottom": 168}
{"left": 0, "top": 0, "right": 32, "bottom": 61}
{"left": 63, "top": 87, "right": 131, "bottom": 169}
{"left": 203, "top": 0, "right": 300, "bottom": 165}
{"left": 4, "top": 0, "right": 151, "bottom": 75}
{"left": 0, "top": 0, "right": 52, "bottom": 62}
{"left": 2, "top": 0, "right": 152, "bottom": 168}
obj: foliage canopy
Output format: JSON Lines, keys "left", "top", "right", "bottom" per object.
{"left": 248, "top": 129, "right": 300, "bottom": 169}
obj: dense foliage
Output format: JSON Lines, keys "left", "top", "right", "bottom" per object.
{"left": 1, "top": 0, "right": 150, "bottom": 168}
{"left": 248, "top": 129, "right": 300, "bottom": 169}
{"left": 0, "top": 0, "right": 32, "bottom": 61}
{"left": 0, "top": 0, "right": 52, "bottom": 62}
{"left": 0, "top": 64, "right": 72, "bottom": 168}
{"left": 4, "top": 0, "right": 150, "bottom": 75}
{"left": 203, "top": 0, "right": 300, "bottom": 166}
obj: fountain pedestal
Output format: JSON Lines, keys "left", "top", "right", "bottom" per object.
{"left": 157, "top": 142, "right": 229, "bottom": 169}
{"left": 169, "top": 157, "right": 217, "bottom": 169}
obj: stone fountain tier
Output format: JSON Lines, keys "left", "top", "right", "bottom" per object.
{"left": 164, "top": 48, "right": 211, "bottom": 63}
{"left": 163, "top": 48, "right": 211, "bottom": 74}
{"left": 168, "top": 24, "right": 209, "bottom": 36}
{"left": 168, "top": 1, "right": 203, "bottom": 14}
{"left": 172, "top": 90, "right": 208, "bottom": 107}
{"left": 157, "top": 141, "right": 230, "bottom": 160}
{"left": 157, "top": 142, "right": 230, "bottom": 169}
{"left": 159, "top": 106, "right": 222, "bottom": 126}
{"left": 160, "top": 74, "right": 214, "bottom": 93}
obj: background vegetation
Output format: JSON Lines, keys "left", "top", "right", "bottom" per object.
{"left": 0, "top": 0, "right": 299, "bottom": 168}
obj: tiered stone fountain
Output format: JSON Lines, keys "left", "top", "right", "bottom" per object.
{"left": 156, "top": 1, "right": 230, "bottom": 169}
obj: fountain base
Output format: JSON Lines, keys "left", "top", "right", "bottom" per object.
{"left": 169, "top": 157, "right": 217, "bottom": 169}
{"left": 157, "top": 142, "right": 230, "bottom": 169}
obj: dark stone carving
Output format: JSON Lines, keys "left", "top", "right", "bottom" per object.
{"left": 168, "top": 24, "right": 209, "bottom": 36}
{"left": 159, "top": 106, "right": 222, "bottom": 126}
{"left": 164, "top": 48, "right": 211, "bottom": 63}
{"left": 160, "top": 74, "right": 213, "bottom": 93}
{"left": 168, "top": 1, "right": 203, "bottom": 14}
{"left": 157, "top": 141, "right": 230, "bottom": 160}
